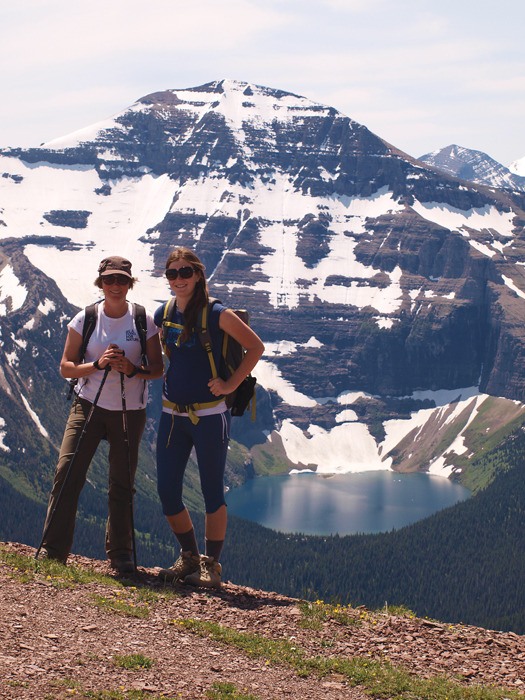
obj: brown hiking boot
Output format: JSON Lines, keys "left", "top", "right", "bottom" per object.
{"left": 109, "top": 557, "right": 135, "bottom": 576}
{"left": 184, "top": 555, "right": 222, "bottom": 589}
{"left": 158, "top": 551, "right": 200, "bottom": 583}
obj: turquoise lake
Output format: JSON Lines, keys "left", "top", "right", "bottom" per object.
{"left": 225, "top": 470, "right": 471, "bottom": 536}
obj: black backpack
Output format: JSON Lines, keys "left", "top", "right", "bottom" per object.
{"left": 67, "top": 300, "right": 148, "bottom": 399}
{"left": 161, "top": 297, "right": 257, "bottom": 418}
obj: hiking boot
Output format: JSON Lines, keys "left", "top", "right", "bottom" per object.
{"left": 158, "top": 551, "right": 201, "bottom": 583}
{"left": 110, "top": 557, "right": 135, "bottom": 576}
{"left": 38, "top": 549, "right": 67, "bottom": 565}
{"left": 184, "top": 555, "right": 222, "bottom": 589}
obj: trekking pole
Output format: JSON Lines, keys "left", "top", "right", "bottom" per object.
{"left": 35, "top": 366, "right": 111, "bottom": 560}
{"left": 120, "top": 369, "right": 138, "bottom": 573}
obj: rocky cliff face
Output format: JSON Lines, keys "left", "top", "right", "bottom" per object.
{"left": 1, "top": 79, "right": 525, "bottom": 478}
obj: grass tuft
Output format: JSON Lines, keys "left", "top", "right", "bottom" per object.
{"left": 92, "top": 591, "right": 150, "bottom": 618}
{"left": 299, "top": 599, "right": 362, "bottom": 629}
{"left": 112, "top": 653, "right": 154, "bottom": 670}
{"left": 0, "top": 544, "right": 116, "bottom": 588}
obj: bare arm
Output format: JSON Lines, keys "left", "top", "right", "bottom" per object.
{"left": 208, "top": 309, "right": 264, "bottom": 397}
{"left": 59, "top": 328, "right": 115, "bottom": 379}
{"left": 141, "top": 332, "right": 164, "bottom": 379}
{"left": 60, "top": 328, "right": 165, "bottom": 380}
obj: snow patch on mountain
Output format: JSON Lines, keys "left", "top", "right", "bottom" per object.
{"left": 158, "top": 79, "right": 333, "bottom": 137}
{"left": 20, "top": 394, "right": 49, "bottom": 439}
{"left": 509, "top": 155, "right": 525, "bottom": 177}
{"left": 252, "top": 354, "right": 453, "bottom": 476}
{"left": 281, "top": 418, "right": 386, "bottom": 473}
{"left": 2, "top": 141, "right": 410, "bottom": 316}
{"left": 256, "top": 360, "right": 316, "bottom": 408}
{"left": 381, "top": 388, "right": 487, "bottom": 478}
{"left": 0, "top": 417, "right": 9, "bottom": 452}
{"left": 411, "top": 200, "right": 515, "bottom": 241}
{"left": 273, "top": 386, "right": 489, "bottom": 478}
{"left": 0, "top": 155, "right": 179, "bottom": 308}
{"left": 335, "top": 409, "right": 359, "bottom": 422}
{"left": 426, "top": 395, "right": 488, "bottom": 477}
{"left": 0, "top": 264, "right": 28, "bottom": 315}
{"left": 42, "top": 103, "right": 149, "bottom": 150}
{"left": 211, "top": 181, "right": 406, "bottom": 312}
{"left": 264, "top": 338, "right": 323, "bottom": 356}
{"left": 38, "top": 299, "right": 56, "bottom": 315}
{"left": 501, "top": 275, "right": 525, "bottom": 300}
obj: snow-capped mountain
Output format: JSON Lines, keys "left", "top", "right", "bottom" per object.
{"left": 419, "top": 144, "right": 525, "bottom": 192}
{"left": 2, "top": 79, "right": 525, "bottom": 489}
{"left": 509, "top": 155, "right": 525, "bottom": 177}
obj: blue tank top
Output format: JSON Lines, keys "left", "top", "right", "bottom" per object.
{"left": 154, "top": 300, "right": 226, "bottom": 405}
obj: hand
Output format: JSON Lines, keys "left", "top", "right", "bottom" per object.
{"left": 95, "top": 345, "right": 117, "bottom": 370}
{"left": 105, "top": 344, "right": 129, "bottom": 373}
{"left": 208, "top": 377, "right": 230, "bottom": 397}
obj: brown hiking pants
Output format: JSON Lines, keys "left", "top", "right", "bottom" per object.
{"left": 42, "top": 396, "right": 146, "bottom": 562}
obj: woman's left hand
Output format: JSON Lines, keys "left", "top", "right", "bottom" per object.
{"left": 208, "top": 377, "right": 230, "bottom": 397}
{"left": 116, "top": 357, "right": 133, "bottom": 374}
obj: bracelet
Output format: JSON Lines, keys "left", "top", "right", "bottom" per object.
{"left": 93, "top": 359, "right": 104, "bottom": 370}
{"left": 126, "top": 365, "right": 140, "bottom": 378}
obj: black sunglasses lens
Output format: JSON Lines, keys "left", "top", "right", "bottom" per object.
{"left": 166, "top": 266, "right": 195, "bottom": 280}
{"left": 102, "top": 274, "right": 129, "bottom": 285}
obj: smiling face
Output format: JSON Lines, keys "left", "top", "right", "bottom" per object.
{"left": 166, "top": 259, "right": 201, "bottom": 308}
{"left": 101, "top": 274, "right": 131, "bottom": 304}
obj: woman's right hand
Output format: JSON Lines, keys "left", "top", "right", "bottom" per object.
{"left": 60, "top": 330, "right": 120, "bottom": 379}
{"left": 100, "top": 344, "right": 124, "bottom": 371}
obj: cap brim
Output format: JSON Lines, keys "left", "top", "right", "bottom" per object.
{"left": 100, "top": 270, "right": 133, "bottom": 278}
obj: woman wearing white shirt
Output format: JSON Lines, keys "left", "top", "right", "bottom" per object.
{"left": 39, "top": 256, "right": 163, "bottom": 574}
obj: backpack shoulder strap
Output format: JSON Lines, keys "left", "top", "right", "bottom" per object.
{"left": 160, "top": 298, "right": 177, "bottom": 357}
{"left": 132, "top": 303, "right": 148, "bottom": 365}
{"left": 163, "top": 297, "right": 176, "bottom": 323}
{"left": 67, "top": 300, "right": 100, "bottom": 400}
{"left": 197, "top": 299, "right": 221, "bottom": 379}
{"left": 80, "top": 301, "right": 101, "bottom": 362}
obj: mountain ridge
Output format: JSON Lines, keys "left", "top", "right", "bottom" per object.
{"left": 418, "top": 143, "right": 525, "bottom": 192}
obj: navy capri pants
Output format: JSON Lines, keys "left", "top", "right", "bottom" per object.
{"left": 156, "top": 410, "right": 231, "bottom": 516}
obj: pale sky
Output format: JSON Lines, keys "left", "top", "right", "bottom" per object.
{"left": 0, "top": 0, "right": 524, "bottom": 166}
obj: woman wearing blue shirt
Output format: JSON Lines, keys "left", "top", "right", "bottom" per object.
{"left": 155, "top": 247, "right": 264, "bottom": 588}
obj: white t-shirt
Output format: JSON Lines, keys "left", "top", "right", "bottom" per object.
{"left": 69, "top": 302, "right": 159, "bottom": 411}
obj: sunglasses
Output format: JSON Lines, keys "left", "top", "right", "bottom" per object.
{"left": 101, "top": 274, "right": 131, "bottom": 286}
{"left": 165, "top": 266, "right": 196, "bottom": 281}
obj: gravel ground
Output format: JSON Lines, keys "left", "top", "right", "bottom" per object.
{"left": 1, "top": 541, "right": 524, "bottom": 699}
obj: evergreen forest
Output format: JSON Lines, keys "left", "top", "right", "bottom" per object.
{"left": 2, "top": 426, "right": 525, "bottom": 634}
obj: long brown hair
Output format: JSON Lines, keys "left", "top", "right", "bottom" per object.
{"left": 165, "top": 247, "right": 209, "bottom": 343}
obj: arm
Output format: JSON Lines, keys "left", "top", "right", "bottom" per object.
{"left": 143, "top": 332, "right": 165, "bottom": 379}
{"left": 59, "top": 328, "right": 116, "bottom": 379}
{"left": 208, "top": 309, "right": 265, "bottom": 397}
{"left": 119, "top": 332, "right": 165, "bottom": 380}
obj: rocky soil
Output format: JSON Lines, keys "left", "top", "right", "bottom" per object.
{"left": 1, "top": 542, "right": 524, "bottom": 699}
